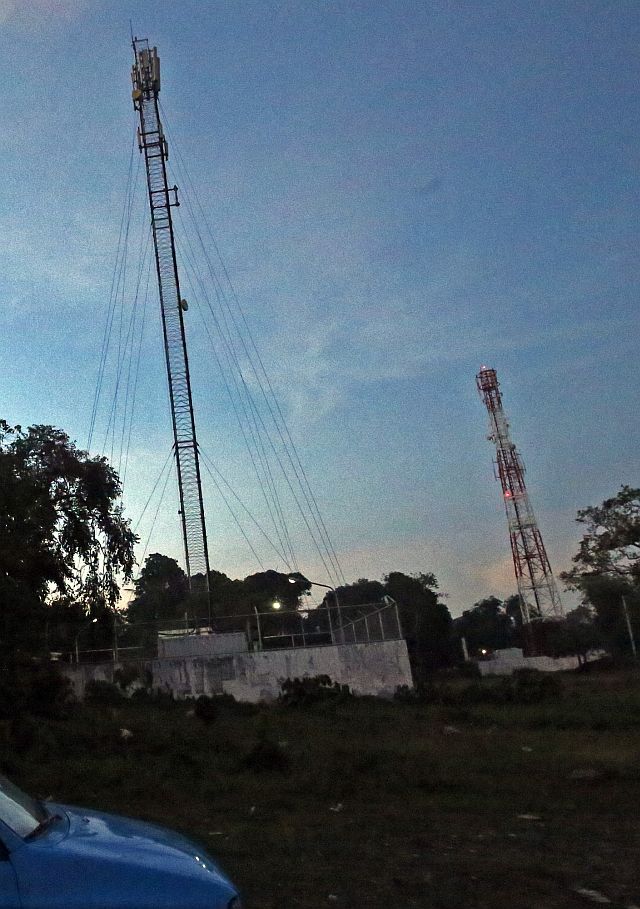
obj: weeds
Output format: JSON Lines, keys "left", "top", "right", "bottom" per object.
{"left": 84, "top": 679, "right": 125, "bottom": 706}
{"left": 193, "top": 694, "right": 218, "bottom": 723}
{"left": 2, "top": 666, "right": 640, "bottom": 908}
{"left": 0, "top": 658, "right": 73, "bottom": 719}
{"left": 237, "top": 735, "right": 290, "bottom": 774}
{"left": 279, "top": 674, "right": 351, "bottom": 707}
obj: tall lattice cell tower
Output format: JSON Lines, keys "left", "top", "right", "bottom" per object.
{"left": 131, "top": 40, "right": 212, "bottom": 620}
{"left": 476, "top": 367, "right": 563, "bottom": 626}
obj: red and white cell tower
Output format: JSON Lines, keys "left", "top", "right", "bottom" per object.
{"left": 476, "top": 367, "right": 563, "bottom": 626}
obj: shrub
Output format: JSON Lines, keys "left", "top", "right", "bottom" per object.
{"left": 394, "top": 684, "right": 420, "bottom": 704}
{"left": 129, "top": 687, "right": 151, "bottom": 704}
{"left": 510, "top": 668, "right": 562, "bottom": 703}
{"left": 455, "top": 678, "right": 513, "bottom": 705}
{"left": 215, "top": 692, "right": 259, "bottom": 716}
{"left": 0, "top": 659, "right": 73, "bottom": 719}
{"left": 411, "top": 671, "right": 563, "bottom": 707}
{"left": 127, "top": 686, "right": 177, "bottom": 709}
{"left": 28, "top": 663, "right": 74, "bottom": 718}
{"left": 113, "top": 663, "right": 143, "bottom": 692}
{"left": 11, "top": 715, "right": 47, "bottom": 755}
{"left": 279, "top": 675, "right": 351, "bottom": 707}
{"left": 457, "top": 661, "right": 482, "bottom": 679}
{"left": 238, "top": 736, "right": 290, "bottom": 773}
{"left": 194, "top": 695, "right": 218, "bottom": 724}
{"left": 447, "top": 670, "right": 563, "bottom": 705}
{"left": 85, "top": 679, "right": 125, "bottom": 706}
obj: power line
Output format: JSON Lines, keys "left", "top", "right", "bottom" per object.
{"left": 162, "top": 110, "right": 342, "bottom": 584}
{"left": 88, "top": 123, "right": 138, "bottom": 450}
{"left": 200, "top": 447, "right": 290, "bottom": 567}
{"left": 200, "top": 453, "right": 266, "bottom": 570}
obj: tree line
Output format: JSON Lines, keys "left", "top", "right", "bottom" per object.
{"left": 1, "top": 421, "right": 638, "bottom": 675}
{"left": 455, "top": 485, "right": 640, "bottom": 663}
{"left": 127, "top": 559, "right": 453, "bottom": 683}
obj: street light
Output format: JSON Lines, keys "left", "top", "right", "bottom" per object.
{"left": 253, "top": 601, "right": 283, "bottom": 650}
{"left": 288, "top": 574, "right": 342, "bottom": 642}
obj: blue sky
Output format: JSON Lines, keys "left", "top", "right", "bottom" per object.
{"left": 0, "top": 0, "right": 638, "bottom": 615}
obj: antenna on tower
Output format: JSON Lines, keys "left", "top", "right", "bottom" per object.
{"left": 476, "top": 367, "right": 563, "bottom": 647}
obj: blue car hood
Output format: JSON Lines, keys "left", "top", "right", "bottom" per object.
{"left": 10, "top": 803, "right": 238, "bottom": 909}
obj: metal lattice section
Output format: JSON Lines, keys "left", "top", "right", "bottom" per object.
{"left": 476, "top": 367, "right": 563, "bottom": 625}
{"left": 132, "top": 40, "right": 211, "bottom": 614}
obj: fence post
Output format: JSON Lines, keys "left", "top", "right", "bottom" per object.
{"left": 113, "top": 612, "right": 119, "bottom": 663}
{"left": 622, "top": 596, "right": 638, "bottom": 661}
{"left": 394, "top": 599, "right": 403, "bottom": 640}
{"left": 327, "top": 604, "right": 335, "bottom": 644}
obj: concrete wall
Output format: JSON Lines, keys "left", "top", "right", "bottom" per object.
{"left": 157, "top": 631, "right": 248, "bottom": 659}
{"left": 61, "top": 639, "right": 413, "bottom": 703}
{"left": 59, "top": 660, "right": 153, "bottom": 701}
{"left": 477, "top": 647, "right": 604, "bottom": 676}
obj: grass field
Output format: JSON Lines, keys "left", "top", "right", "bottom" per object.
{"left": 4, "top": 669, "right": 640, "bottom": 908}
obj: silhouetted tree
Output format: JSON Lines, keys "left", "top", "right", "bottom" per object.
{"left": 562, "top": 486, "right": 640, "bottom": 657}
{"left": 384, "top": 571, "right": 452, "bottom": 679}
{"left": 322, "top": 571, "right": 452, "bottom": 681}
{"left": 544, "top": 606, "right": 606, "bottom": 666}
{"left": 454, "top": 596, "right": 516, "bottom": 656}
{"left": 562, "top": 485, "right": 640, "bottom": 583}
{"left": 127, "top": 554, "right": 189, "bottom": 626}
{"left": 0, "top": 421, "right": 136, "bottom": 655}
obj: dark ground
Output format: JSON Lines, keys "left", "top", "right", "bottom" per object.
{"left": 5, "top": 669, "right": 640, "bottom": 908}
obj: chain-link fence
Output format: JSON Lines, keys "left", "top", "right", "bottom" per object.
{"left": 334, "top": 597, "right": 403, "bottom": 645}
{"left": 63, "top": 597, "right": 403, "bottom": 664}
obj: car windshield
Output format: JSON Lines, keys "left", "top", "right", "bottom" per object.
{"left": 0, "top": 774, "right": 48, "bottom": 839}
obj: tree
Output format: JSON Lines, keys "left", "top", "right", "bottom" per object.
{"left": 504, "top": 593, "right": 524, "bottom": 628}
{"left": 544, "top": 606, "right": 605, "bottom": 666}
{"left": 454, "top": 596, "right": 516, "bottom": 656}
{"left": 208, "top": 570, "right": 243, "bottom": 614}
{"left": 240, "top": 570, "right": 310, "bottom": 642}
{"left": 333, "top": 578, "right": 386, "bottom": 609}
{"left": 311, "top": 571, "right": 451, "bottom": 679}
{"left": 127, "top": 554, "right": 189, "bottom": 627}
{"left": 562, "top": 486, "right": 640, "bottom": 657}
{"left": 384, "top": 572, "right": 452, "bottom": 680}
{"left": 242, "top": 569, "right": 307, "bottom": 612}
{"left": 124, "top": 554, "right": 190, "bottom": 654}
{"left": 563, "top": 485, "right": 640, "bottom": 583}
{"left": 0, "top": 422, "right": 136, "bottom": 654}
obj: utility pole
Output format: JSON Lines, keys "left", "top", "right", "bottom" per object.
{"left": 476, "top": 367, "right": 563, "bottom": 647}
{"left": 131, "top": 40, "right": 212, "bottom": 624}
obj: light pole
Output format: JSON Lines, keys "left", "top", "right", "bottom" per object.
{"left": 288, "top": 575, "right": 342, "bottom": 643}
{"left": 74, "top": 617, "right": 98, "bottom": 665}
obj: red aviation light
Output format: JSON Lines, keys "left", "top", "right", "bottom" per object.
{"left": 477, "top": 365, "right": 564, "bottom": 629}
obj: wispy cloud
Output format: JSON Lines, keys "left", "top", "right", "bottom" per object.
{"left": 0, "top": 0, "right": 88, "bottom": 27}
